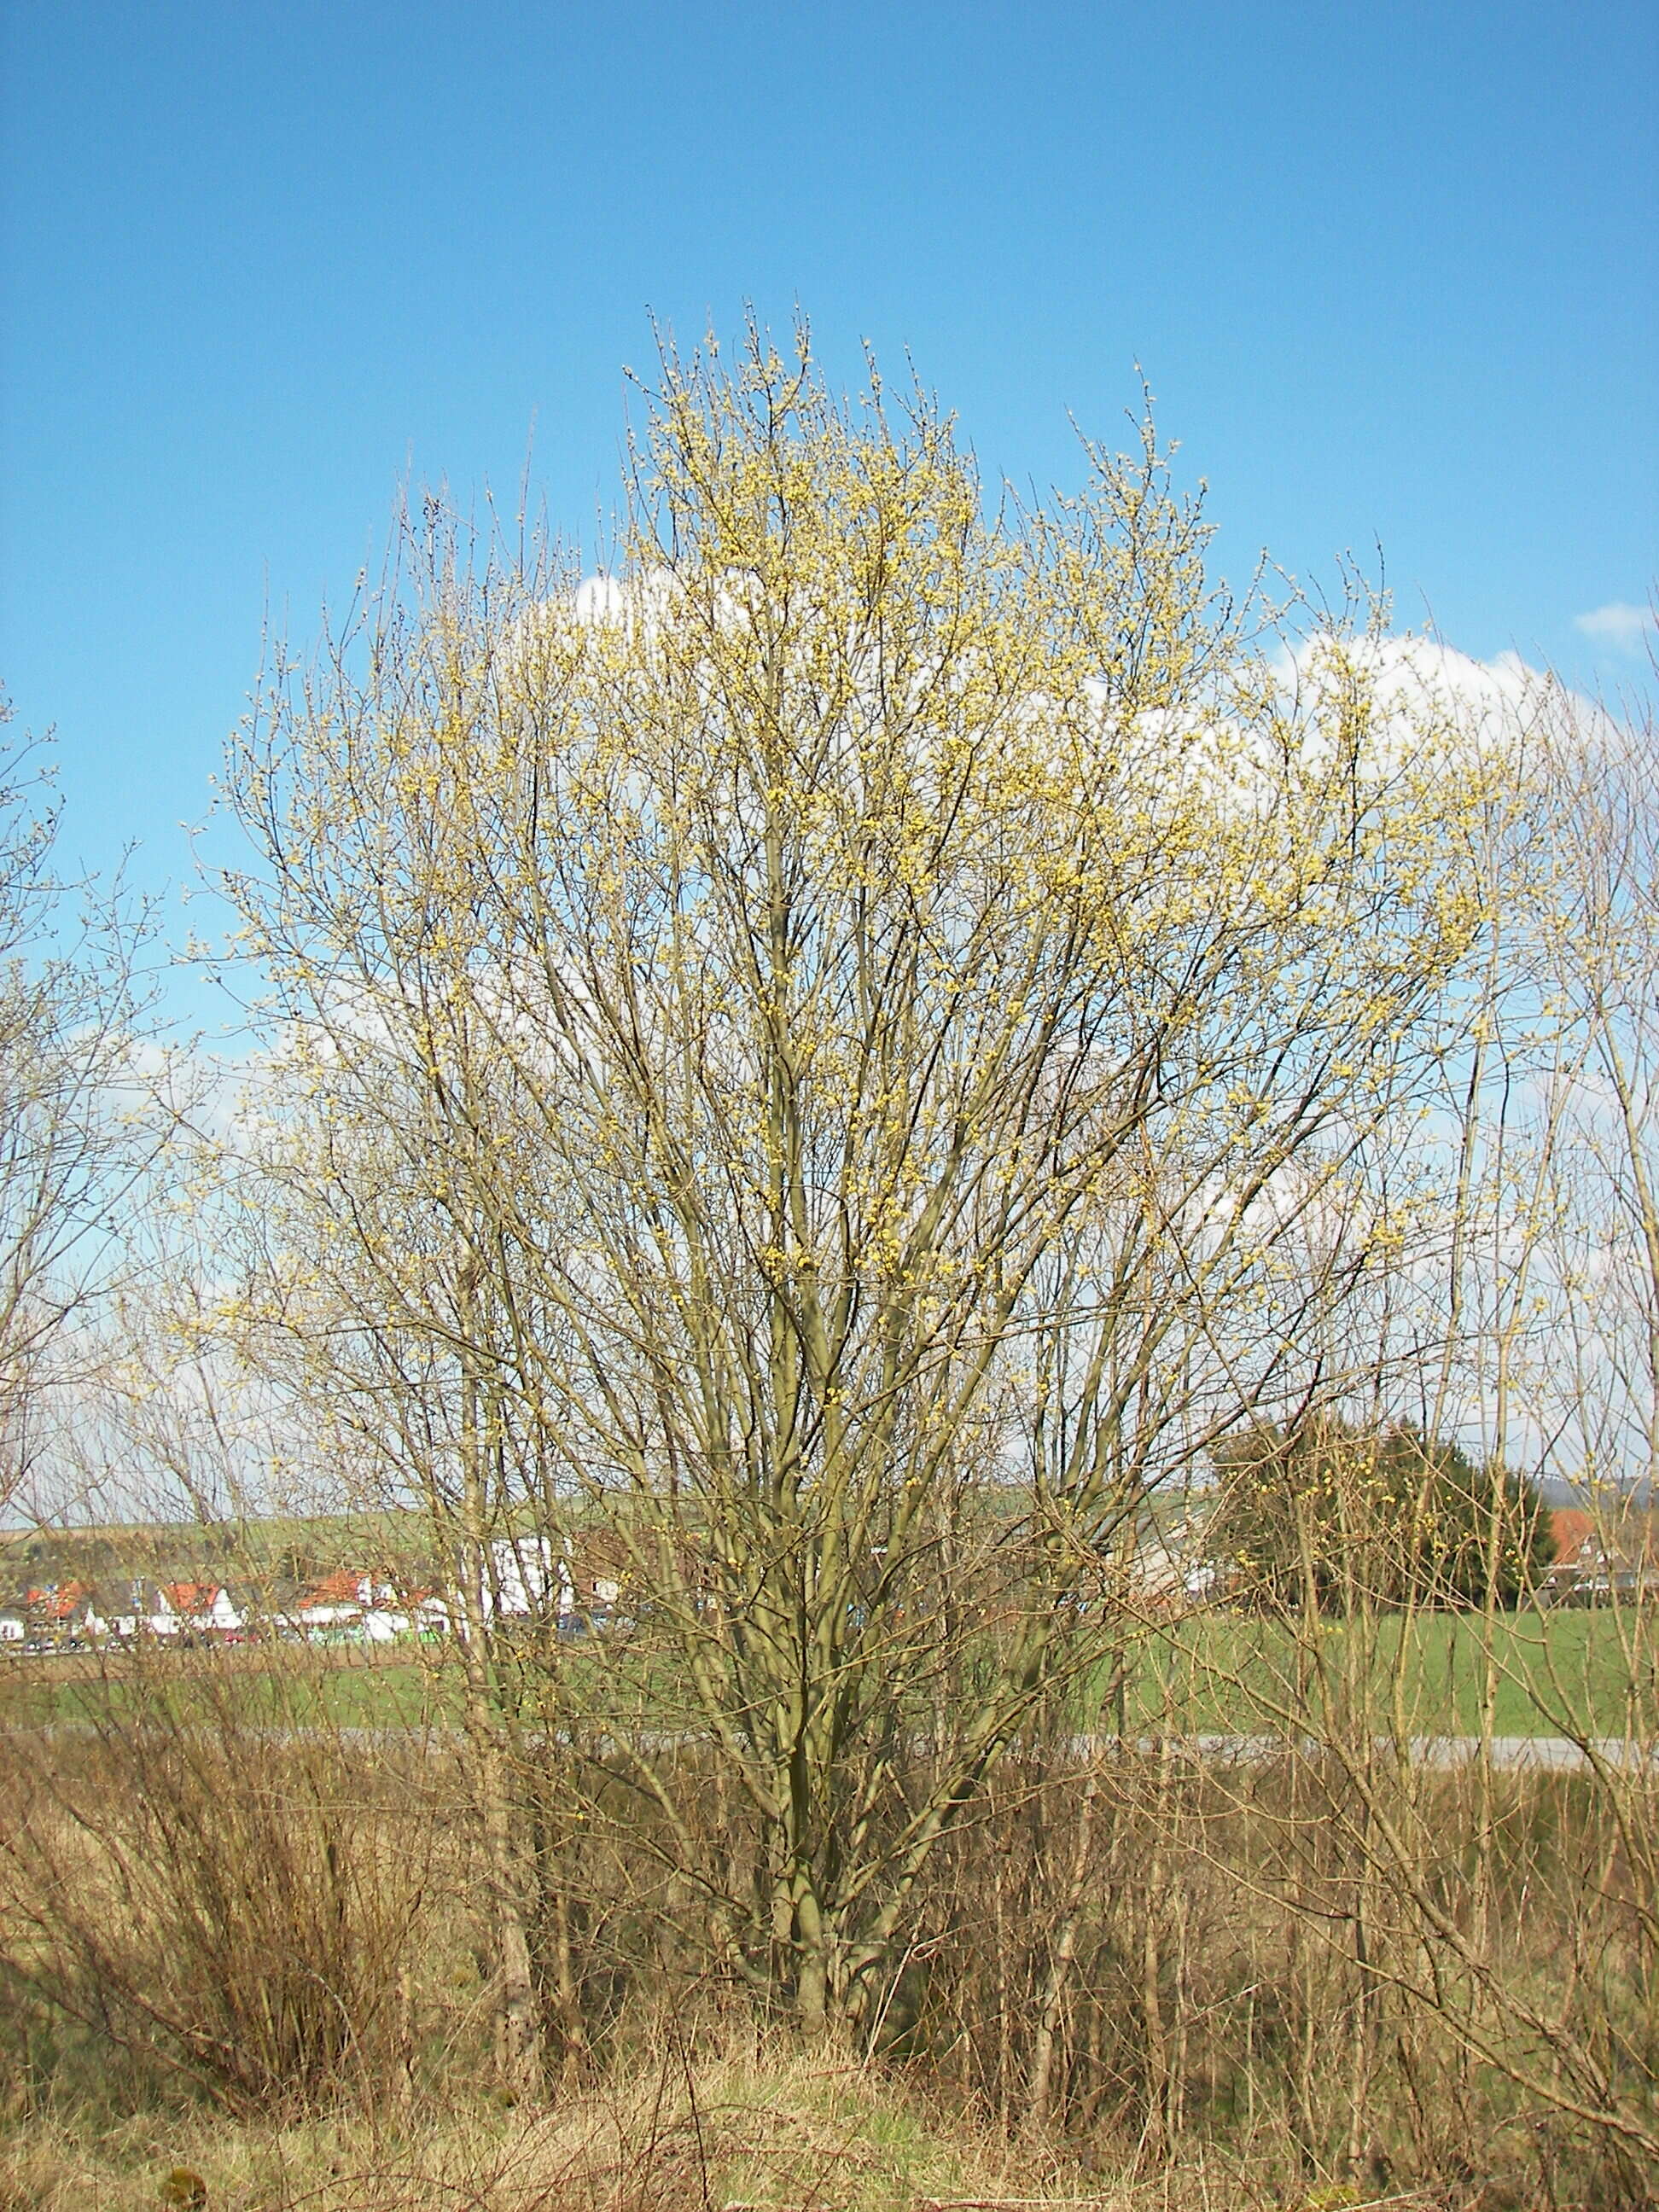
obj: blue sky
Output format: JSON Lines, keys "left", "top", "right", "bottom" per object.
{"left": 2, "top": 0, "right": 1655, "bottom": 981}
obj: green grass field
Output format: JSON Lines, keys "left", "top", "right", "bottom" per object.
{"left": 5, "top": 1603, "right": 1654, "bottom": 1743}
{"left": 1126, "top": 1604, "right": 1656, "bottom": 1739}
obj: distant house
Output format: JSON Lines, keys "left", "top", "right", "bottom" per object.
{"left": 152, "top": 1582, "right": 245, "bottom": 1637}
{"left": 292, "top": 1568, "right": 412, "bottom": 1643}
{"left": 1540, "top": 1506, "right": 1659, "bottom": 1606}
{"left": 1126, "top": 1516, "right": 1220, "bottom": 1607}
{"left": 1064, "top": 1514, "right": 1221, "bottom": 1617}
{"left": 482, "top": 1534, "right": 560, "bottom": 1620}
{"left": 465, "top": 1533, "right": 632, "bottom": 1632}
{"left": 69, "top": 1578, "right": 138, "bottom": 1642}
{"left": 24, "top": 1580, "right": 96, "bottom": 1642}
{"left": 564, "top": 1531, "right": 632, "bottom": 1615}
{"left": 296, "top": 1567, "right": 373, "bottom": 1622}
{"left": 0, "top": 1605, "right": 26, "bottom": 1645}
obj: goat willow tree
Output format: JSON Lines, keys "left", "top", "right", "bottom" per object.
{"left": 224, "top": 329, "right": 1499, "bottom": 2052}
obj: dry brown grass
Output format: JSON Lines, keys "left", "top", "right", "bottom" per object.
{"left": 0, "top": 2040, "right": 1157, "bottom": 2212}
{"left": 3, "top": 1641, "right": 1654, "bottom": 2209}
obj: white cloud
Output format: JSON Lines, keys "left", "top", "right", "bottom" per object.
{"left": 1274, "top": 631, "right": 1543, "bottom": 717}
{"left": 1574, "top": 602, "right": 1655, "bottom": 655}
{"left": 1266, "top": 631, "right": 1581, "bottom": 783}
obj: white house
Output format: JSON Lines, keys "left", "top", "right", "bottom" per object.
{"left": 483, "top": 1534, "right": 568, "bottom": 1619}
{"left": 151, "top": 1582, "right": 245, "bottom": 1637}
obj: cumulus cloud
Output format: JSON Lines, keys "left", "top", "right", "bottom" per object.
{"left": 1273, "top": 631, "right": 1546, "bottom": 723}
{"left": 1574, "top": 601, "right": 1655, "bottom": 655}
{"left": 1261, "top": 631, "right": 1583, "bottom": 788}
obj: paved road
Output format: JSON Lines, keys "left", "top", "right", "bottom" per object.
{"left": 1068, "top": 1732, "right": 1657, "bottom": 1773}
{"left": 8, "top": 1713, "right": 1655, "bottom": 1774}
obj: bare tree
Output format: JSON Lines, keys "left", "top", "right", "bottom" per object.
{"left": 0, "top": 701, "right": 163, "bottom": 1518}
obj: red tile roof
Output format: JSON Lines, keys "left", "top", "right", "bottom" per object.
{"left": 1549, "top": 1509, "right": 1596, "bottom": 1563}
{"left": 26, "top": 1580, "right": 90, "bottom": 1621}
{"left": 160, "top": 1582, "right": 224, "bottom": 1613}
{"left": 300, "top": 1569, "right": 370, "bottom": 1609}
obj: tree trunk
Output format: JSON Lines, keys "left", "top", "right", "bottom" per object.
{"left": 1027, "top": 1763, "right": 1100, "bottom": 2130}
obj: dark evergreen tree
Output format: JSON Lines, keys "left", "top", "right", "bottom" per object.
{"left": 1210, "top": 1415, "right": 1552, "bottom": 1610}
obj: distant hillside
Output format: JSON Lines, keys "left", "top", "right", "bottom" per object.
{"left": 1535, "top": 1474, "right": 1655, "bottom": 1508}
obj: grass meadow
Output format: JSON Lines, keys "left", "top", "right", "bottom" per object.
{"left": 6, "top": 1603, "right": 1647, "bottom": 1740}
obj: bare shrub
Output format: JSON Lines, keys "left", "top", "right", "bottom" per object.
{"left": 0, "top": 1647, "right": 446, "bottom": 2116}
